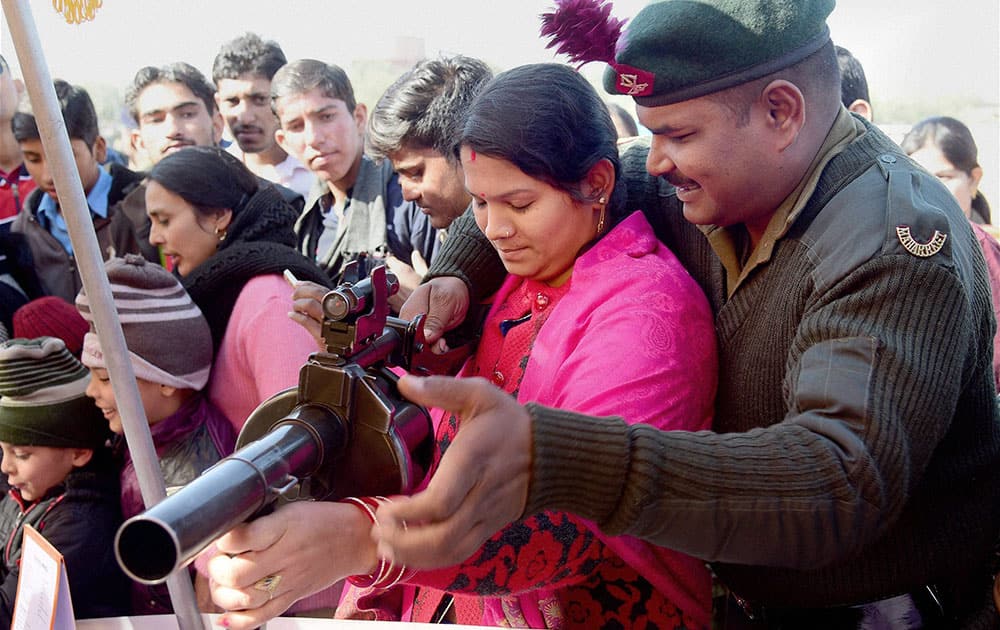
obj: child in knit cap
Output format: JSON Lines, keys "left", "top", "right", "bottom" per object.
{"left": 76, "top": 254, "right": 235, "bottom": 615}
{"left": 0, "top": 336, "right": 129, "bottom": 623}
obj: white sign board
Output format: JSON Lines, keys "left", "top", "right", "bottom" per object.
{"left": 11, "top": 524, "right": 75, "bottom": 630}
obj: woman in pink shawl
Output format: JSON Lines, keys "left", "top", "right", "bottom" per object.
{"left": 206, "top": 63, "right": 717, "bottom": 630}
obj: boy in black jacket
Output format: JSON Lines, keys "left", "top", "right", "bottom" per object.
{"left": 0, "top": 336, "right": 129, "bottom": 623}
{"left": 10, "top": 80, "right": 141, "bottom": 302}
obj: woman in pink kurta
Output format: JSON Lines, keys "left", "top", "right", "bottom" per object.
{"left": 338, "top": 64, "right": 717, "bottom": 628}
{"left": 367, "top": 210, "right": 717, "bottom": 628}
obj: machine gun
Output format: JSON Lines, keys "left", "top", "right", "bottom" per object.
{"left": 115, "top": 265, "right": 436, "bottom": 585}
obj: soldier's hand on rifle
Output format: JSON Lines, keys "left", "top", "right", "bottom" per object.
{"left": 374, "top": 374, "right": 531, "bottom": 569}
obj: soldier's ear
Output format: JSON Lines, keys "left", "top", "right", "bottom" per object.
{"left": 760, "top": 79, "right": 805, "bottom": 152}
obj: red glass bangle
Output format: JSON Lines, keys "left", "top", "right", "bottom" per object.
{"left": 340, "top": 496, "right": 412, "bottom": 589}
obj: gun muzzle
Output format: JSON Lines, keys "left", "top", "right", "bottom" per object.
{"left": 115, "top": 406, "right": 347, "bottom": 584}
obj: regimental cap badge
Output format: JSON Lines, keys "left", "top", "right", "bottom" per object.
{"left": 896, "top": 225, "right": 947, "bottom": 258}
{"left": 614, "top": 65, "right": 654, "bottom": 97}
{"left": 539, "top": 0, "right": 656, "bottom": 98}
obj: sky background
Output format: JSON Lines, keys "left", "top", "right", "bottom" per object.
{"left": 2, "top": 0, "right": 998, "bottom": 202}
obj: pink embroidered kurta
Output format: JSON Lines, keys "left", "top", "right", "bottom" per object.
{"left": 342, "top": 211, "right": 718, "bottom": 628}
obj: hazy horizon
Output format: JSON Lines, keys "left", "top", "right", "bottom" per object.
{"left": 2, "top": 0, "right": 997, "bottom": 202}
{"left": 3, "top": 0, "right": 996, "bottom": 102}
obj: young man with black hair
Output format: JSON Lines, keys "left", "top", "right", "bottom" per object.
{"left": 271, "top": 59, "right": 438, "bottom": 310}
{"left": 287, "top": 55, "right": 494, "bottom": 337}
{"left": 213, "top": 33, "right": 312, "bottom": 198}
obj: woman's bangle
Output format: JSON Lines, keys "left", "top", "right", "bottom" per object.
{"left": 340, "top": 496, "right": 414, "bottom": 590}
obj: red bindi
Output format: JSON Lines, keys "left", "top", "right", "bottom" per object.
{"left": 469, "top": 149, "right": 476, "bottom": 162}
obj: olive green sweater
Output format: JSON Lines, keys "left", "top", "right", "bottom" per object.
{"left": 428, "top": 121, "right": 1000, "bottom": 615}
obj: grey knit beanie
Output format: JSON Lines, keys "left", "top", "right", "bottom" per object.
{"left": 0, "top": 337, "right": 108, "bottom": 448}
{"left": 75, "top": 255, "right": 212, "bottom": 390}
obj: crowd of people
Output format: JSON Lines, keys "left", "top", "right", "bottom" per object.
{"left": 0, "top": 0, "right": 997, "bottom": 628}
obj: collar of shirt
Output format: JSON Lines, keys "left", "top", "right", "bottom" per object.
{"left": 318, "top": 185, "right": 353, "bottom": 218}
{"left": 705, "top": 106, "right": 864, "bottom": 296}
{"left": 273, "top": 154, "right": 310, "bottom": 180}
{"left": 39, "top": 165, "right": 112, "bottom": 220}
{"left": 229, "top": 142, "right": 314, "bottom": 198}
{"left": 38, "top": 166, "right": 113, "bottom": 254}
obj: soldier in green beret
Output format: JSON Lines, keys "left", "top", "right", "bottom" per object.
{"left": 216, "top": 1, "right": 1000, "bottom": 628}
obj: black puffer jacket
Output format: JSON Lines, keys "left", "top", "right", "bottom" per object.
{"left": 0, "top": 451, "right": 130, "bottom": 623}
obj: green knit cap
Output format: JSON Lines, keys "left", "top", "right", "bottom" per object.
{"left": 603, "top": 0, "right": 835, "bottom": 106}
{"left": 0, "top": 337, "right": 108, "bottom": 448}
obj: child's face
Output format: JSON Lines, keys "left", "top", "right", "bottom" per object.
{"left": 19, "top": 137, "right": 106, "bottom": 202}
{"left": 0, "top": 442, "right": 90, "bottom": 501}
{"left": 85, "top": 368, "right": 176, "bottom": 433}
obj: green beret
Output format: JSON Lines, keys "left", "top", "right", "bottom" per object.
{"left": 0, "top": 337, "right": 109, "bottom": 448}
{"left": 604, "top": 0, "right": 835, "bottom": 106}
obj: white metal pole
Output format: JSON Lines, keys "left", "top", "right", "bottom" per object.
{"left": 0, "top": 1, "right": 204, "bottom": 627}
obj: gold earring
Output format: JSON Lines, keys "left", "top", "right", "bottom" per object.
{"left": 597, "top": 206, "right": 607, "bottom": 234}
{"left": 599, "top": 196, "right": 607, "bottom": 205}
{"left": 215, "top": 226, "right": 227, "bottom": 242}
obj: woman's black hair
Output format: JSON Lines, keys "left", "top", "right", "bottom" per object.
{"left": 147, "top": 146, "right": 258, "bottom": 218}
{"left": 457, "top": 63, "right": 626, "bottom": 222}
{"left": 901, "top": 116, "right": 991, "bottom": 223}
